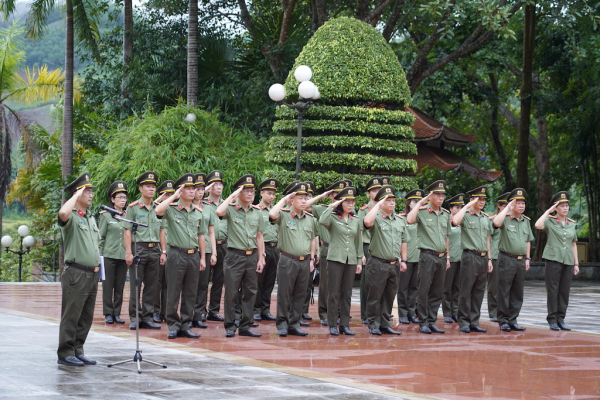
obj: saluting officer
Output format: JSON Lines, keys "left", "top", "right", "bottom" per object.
{"left": 155, "top": 173, "right": 207, "bottom": 339}
{"left": 152, "top": 180, "right": 175, "bottom": 324}
{"left": 57, "top": 172, "right": 100, "bottom": 366}
{"left": 254, "top": 179, "right": 280, "bottom": 322}
{"left": 443, "top": 193, "right": 464, "bottom": 324}
{"left": 397, "top": 189, "right": 423, "bottom": 325}
{"left": 487, "top": 192, "right": 509, "bottom": 322}
{"left": 269, "top": 182, "right": 317, "bottom": 337}
{"left": 216, "top": 174, "right": 266, "bottom": 338}
{"left": 363, "top": 184, "right": 408, "bottom": 336}
{"left": 301, "top": 181, "right": 316, "bottom": 322}
{"left": 451, "top": 186, "right": 493, "bottom": 333}
{"left": 124, "top": 171, "right": 164, "bottom": 330}
{"left": 493, "top": 188, "right": 534, "bottom": 332}
{"left": 535, "top": 191, "right": 579, "bottom": 331}
{"left": 99, "top": 181, "right": 129, "bottom": 325}
{"left": 407, "top": 180, "right": 451, "bottom": 334}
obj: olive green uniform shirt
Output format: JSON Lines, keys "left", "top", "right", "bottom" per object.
{"left": 497, "top": 212, "right": 534, "bottom": 255}
{"left": 542, "top": 217, "right": 577, "bottom": 265}
{"left": 158, "top": 200, "right": 207, "bottom": 249}
{"left": 490, "top": 215, "right": 500, "bottom": 259}
{"left": 259, "top": 201, "right": 278, "bottom": 243}
{"left": 357, "top": 203, "right": 377, "bottom": 244}
{"left": 366, "top": 211, "right": 410, "bottom": 261}
{"left": 98, "top": 211, "right": 127, "bottom": 259}
{"left": 448, "top": 224, "right": 462, "bottom": 262}
{"left": 311, "top": 204, "right": 331, "bottom": 244}
{"left": 124, "top": 200, "right": 162, "bottom": 243}
{"left": 203, "top": 198, "right": 228, "bottom": 240}
{"left": 413, "top": 207, "right": 451, "bottom": 253}
{"left": 457, "top": 209, "right": 492, "bottom": 252}
{"left": 222, "top": 202, "right": 266, "bottom": 250}
{"left": 58, "top": 208, "right": 101, "bottom": 267}
{"left": 198, "top": 202, "right": 214, "bottom": 253}
{"left": 405, "top": 221, "right": 420, "bottom": 262}
{"left": 319, "top": 206, "right": 364, "bottom": 265}
{"left": 272, "top": 209, "right": 317, "bottom": 256}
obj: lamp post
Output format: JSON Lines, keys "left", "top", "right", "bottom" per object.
{"left": 2, "top": 225, "right": 35, "bottom": 282}
{"left": 269, "top": 65, "right": 321, "bottom": 180}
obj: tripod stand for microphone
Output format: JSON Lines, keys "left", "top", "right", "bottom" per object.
{"left": 107, "top": 214, "right": 167, "bottom": 373}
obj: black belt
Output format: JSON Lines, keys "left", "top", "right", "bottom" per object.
{"left": 421, "top": 249, "right": 447, "bottom": 258}
{"left": 216, "top": 239, "right": 227, "bottom": 245}
{"left": 136, "top": 242, "right": 159, "bottom": 248}
{"left": 169, "top": 246, "right": 199, "bottom": 254}
{"left": 265, "top": 242, "right": 278, "bottom": 247}
{"left": 371, "top": 256, "right": 397, "bottom": 265}
{"left": 499, "top": 251, "right": 525, "bottom": 260}
{"left": 281, "top": 251, "right": 310, "bottom": 261}
{"left": 67, "top": 262, "right": 99, "bottom": 273}
{"left": 464, "top": 249, "right": 487, "bottom": 257}
{"left": 228, "top": 248, "right": 257, "bottom": 256}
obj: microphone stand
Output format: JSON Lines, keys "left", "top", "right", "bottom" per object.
{"left": 107, "top": 213, "right": 166, "bottom": 373}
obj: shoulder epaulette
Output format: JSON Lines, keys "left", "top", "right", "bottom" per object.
{"left": 281, "top": 208, "right": 290, "bottom": 212}
{"left": 399, "top": 212, "right": 406, "bottom": 216}
{"left": 170, "top": 202, "right": 179, "bottom": 206}
{"left": 481, "top": 211, "right": 489, "bottom": 217}
{"left": 441, "top": 207, "right": 450, "bottom": 213}
{"left": 99, "top": 210, "right": 107, "bottom": 214}
{"left": 194, "top": 204, "right": 203, "bottom": 212}
{"left": 360, "top": 204, "right": 369, "bottom": 210}
{"left": 396, "top": 214, "right": 405, "bottom": 219}
{"left": 489, "top": 214, "right": 497, "bottom": 219}
{"left": 522, "top": 215, "right": 531, "bottom": 220}
{"left": 251, "top": 204, "right": 260, "bottom": 209}
{"left": 129, "top": 201, "right": 139, "bottom": 207}
{"left": 229, "top": 202, "right": 237, "bottom": 206}
{"left": 567, "top": 218, "right": 576, "bottom": 223}
{"left": 305, "top": 212, "right": 314, "bottom": 217}
{"left": 419, "top": 206, "right": 427, "bottom": 210}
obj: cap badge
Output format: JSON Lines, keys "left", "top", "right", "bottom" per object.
{"left": 439, "top": 183, "right": 443, "bottom": 187}
{"left": 246, "top": 177, "right": 252, "bottom": 182}
{"left": 348, "top": 190, "right": 353, "bottom": 195}
{"left": 118, "top": 183, "right": 123, "bottom": 188}
{"left": 517, "top": 190, "right": 522, "bottom": 195}
{"left": 188, "top": 176, "right": 193, "bottom": 181}
{"left": 339, "top": 183, "right": 344, "bottom": 188}
{"left": 482, "top": 188, "right": 486, "bottom": 193}
{"left": 383, "top": 178, "right": 389, "bottom": 183}
{"left": 167, "top": 182, "right": 172, "bottom": 187}
{"left": 561, "top": 193, "right": 566, "bottom": 198}
{"left": 85, "top": 175, "right": 89, "bottom": 181}
{"left": 215, "top": 172, "right": 220, "bottom": 177}
{"left": 149, "top": 174, "right": 154, "bottom": 179}
{"left": 416, "top": 191, "right": 421, "bottom": 196}
{"left": 301, "top": 185, "right": 306, "bottom": 190}
{"left": 459, "top": 196, "right": 463, "bottom": 200}
{"left": 270, "top": 180, "right": 275, "bottom": 185}
{"left": 374, "top": 179, "right": 379, "bottom": 184}
{"left": 386, "top": 188, "right": 391, "bottom": 193}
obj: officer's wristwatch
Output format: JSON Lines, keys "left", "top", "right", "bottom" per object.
{"left": 525, "top": 257, "right": 531, "bottom": 260}
{"left": 400, "top": 259, "right": 407, "bottom": 263}
{"left": 162, "top": 250, "right": 167, "bottom": 254}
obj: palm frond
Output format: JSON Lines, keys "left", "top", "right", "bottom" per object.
{"left": 0, "top": 0, "right": 19, "bottom": 22}
{"left": 73, "top": 0, "right": 108, "bottom": 60}
{"left": 3, "top": 65, "right": 81, "bottom": 104}
{"left": 26, "top": 0, "right": 55, "bottom": 40}
{"left": 0, "top": 20, "right": 25, "bottom": 92}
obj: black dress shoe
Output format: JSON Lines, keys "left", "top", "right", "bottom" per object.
{"left": 444, "top": 316, "right": 454, "bottom": 323}
{"left": 129, "top": 322, "right": 137, "bottom": 330}
{"left": 320, "top": 319, "right": 328, "bottom": 326}
{"left": 500, "top": 323, "right": 511, "bottom": 332}
{"left": 299, "top": 320, "right": 310, "bottom": 327}
{"left": 329, "top": 326, "right": 339, "bottom": 336}
{"left": 239, "top": 329, "right": 261, "bottom": 337}
{"left": 380, "top": 327, "right": 402, "bottom": 335}
{"left": 549, "top": 323, "right": 560, "bottom": 331}
{"left": 57, "top": 356, "right": 84, "bottom": 366}
{"left": 192, "top": 320, "right": 208, "bottom": 329}
{"left": 207, "top": 314, "right": 224, "bottom": 322}
{"left": 178, "top": 329, "right": 200, "bottom": 338}
{"left": 75, "top": 354, "right": 97, "bottom": 365}
{"left": 251, "top": 322, "right": 259, "bottom": 328}
{"left": 288, "top": 327, "right": 308, "bottom": 336}
{"left": 452, "top": 315, "right": 458, "bottom": 323}
{"left": 429, "top": 325, "right": 445, "bottom": 334}
{"left": 509, "top": 324, "right": 526, "bottom": 331}
{"left": 409, "top": 315, "right": 419, "bottom": 324}
{"left": 490, "top": 317, "right": 498, "bottom": 322}
{"left": 113, "top": 316, "right": 125, "bottom": 324}
{"left": 278, "top": 328, "right": 288, "bottom": 337}
{"left": 302, "top": 313, "right": 313, "bottom": 321}
{"left": 139, "top": 321, "right": 161, "bottom": 330}
{"left": 419, "top": 326, "right": 432, "bottom": 334}
{"left": 261, "top": 313, "right": 276, "bottom": 321}
{"left": 369, "top": 328, "right": 382, "bottom": 335}
{"left": 152, "top": 313, "right": 162, "bottom": 323}
{"left": 470, "top": 326, "right": 487, "bottom": 333}
{"left": 225, "top": 329, "right": 236, "bottom": 338}
{"left": 105, "top": 315, "right": 114, "bottom": 324}
{"left": 362, "top": 319, "right": 368, "bottom": 325}
{"left": 557, "top": 322, "right": 571, "bottom": 331}
{"left": 339, "top": 326, "right": 355, "bottom": 335}
{"left": 167, "top": 330, "right": 178, "bottom": 339}
{"left": 399, "top": 316, "right": 409, "bottom": 324}
{"left": 254, "top": 314, "right": 262, "bottom": 321}
{"left": 460, "top": 326, "right": 471, "bottom": 333}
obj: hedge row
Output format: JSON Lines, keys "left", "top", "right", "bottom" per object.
{"left": 267, "top": 135, "right": 417, "bottom": 155}
{"left": 273, "top": 119, "right": 415, "bottom": 139}
{"left": 275, "top": 105, "right": 415, "bottom": 125}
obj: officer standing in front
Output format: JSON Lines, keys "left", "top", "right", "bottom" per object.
{"left": 152, "top": 180, "right": 175, "bottom": 324}
{"left": 443, "top": 193, "right": 464, "bottom": 324}
{"left": 487, "top": 192, "right": 509, "bottom": 322}
{"left": 57, "top": 172, "right": 100, "bottom": 366}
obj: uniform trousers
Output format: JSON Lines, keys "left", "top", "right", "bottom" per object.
{"left": 102, "top": 257, "right": 127, "bottom": 316}
{"left": 497, "top": 252, "right": 525, "bottom": 325}
{"left": 327, "top": 260, "right": 355, "bottom": 327}
{"left": 255, "top": 245, "right": 279, "bottom": 316}
{"left": 223, "top": 251, "right": 258, "bottom": 332}
{"left": 442, "top": 261, "right": 461, "bottom": 317}
{"left": 129, "top": 245, "right": 160, "bottom": 323}
{"left": 317, "top": 243, "right": 329, "bottom": 320}
{"left": 276, "top": 255, "right": 310, "bottom": 330}
{"left": 366, "top": 257, "right": 399, "bottom": 330}
{"left": 457, "top": 251, "right": 488, "bottom": 328}
{"left": 154, "top": 259, "right": 167, "bottom": 317}
{"left": 417, "top": 251, "right": 446, "bottom": 327}
{"left": 360, "top": 242, "right": 370, "bottom": 320}
{"left": 487, "top": 259, "right": 499, "bottom": 318}
{"left": 545, "top": 260, "right": 574, "bottom": 324}
{"left": 165, "top": 248, "right": 200, "bottom": 331}
{"left": 397, "top": 261, "right": 419, "bottom": 318}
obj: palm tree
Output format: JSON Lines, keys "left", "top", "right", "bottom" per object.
{"left": 187, "top": 0, "right": 198, "bottom": 106}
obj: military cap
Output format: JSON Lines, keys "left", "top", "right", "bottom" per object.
{"left": 448, "top": 193, "right": 465, "bottom": 205}
{"left": 325, "top": 180, "right": 347, "bottom": 192}
{"left": 233, "top": 174, "right": 256, "bottom": 189}
{"left": 206, "top": 170, "right": 223, "bottom": 184}
{"left": 381, "top": 176, "right": 391, "bottom": 185}
{"left": 136, "top": 171, "right": 158, "bottom": 186}
{"left": 304, "top": 181, "right": 315, "bottom": 194}
{"left": 282, "top": 180, "right": 301, "bottom": 196}
{"left": 466, "top": 186, "right": 488, "bottom": 198}
{"left": 495, "top": 192, "right": 510, "bottom": 204}
{"left": 175, "top": 173, "right": 196, "bottom": 188}
{"left": 551, "top": 191, "right": 570, "bottom": 204}
{"left": 107, "top": 180, "right": 127, "bottom": 199}
{"left": 195, "top": 173, "right": 207, "bottom": 186}
{"left": 335, "top": 186, "right": 357, "bottom": 200}
{"left": 405, "top": 189, "right": 424, "bottom": 200}
{"left": 288, "top": 182, "right": 309, "bottom": 195}
{"left": 258, "top": 178, "right": 279, "bottom": 191}
{"left": 343, "top": 179, "right": 352, "bottom": 187}
{"left": 64, "top": 172, "right": 96, "bottom": 196}
{"left": 365, "top": 177, "right": 384, "bottom": 192}
{"left": 157, "top": 180, "right": 175, "bottom": 194}
{"left": 508, "top": 188, "right": 527, "bottom": 201}
{"left": 375, "top": 185, "right": 396, "bottom": 201}
{"left": 426, "top": 180, "right": 447, "bottom": 193}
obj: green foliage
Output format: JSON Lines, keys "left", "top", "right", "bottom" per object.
{"left": 268, "top": 136, "right": 417, "bottom": 155}
{"left": 273, "top": 119, "right": 415, "bottom": 139}
{"left": 275, "top": 105, "right": 415, "bottom": 124}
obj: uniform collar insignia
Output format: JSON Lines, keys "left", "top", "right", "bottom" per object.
{"left": 77, "top": 209, "right": 84, "bottom": 217}
{"left": 140, "top": 202, "right": 144, "bottom": 208}
{"left": 236, "top": 204, "right": 240, "bottom": 210}
{"left": 178, "top": 204, "right": 182, "bottom": 210}
{"left": 338, "top": 214, "right": 342, "bottom": 219}
{"left": 428, "top": 208, "right": 432, "bottom": 213}
{"left": 291, "top": 212, "right": 295, "bottom": 218}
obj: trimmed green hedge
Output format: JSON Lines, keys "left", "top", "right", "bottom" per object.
{"left": 268, "top": 135, "right": 417, "bottom": 155}
{"left": 273, "top": 119, "right": 415, "bottom": 139}
{"left": 275, "top": 105, "right": 415, "bottom": 125}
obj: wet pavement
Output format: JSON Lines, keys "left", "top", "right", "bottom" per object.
{"left": 1, "top": 281, "right": 599, "bottom": 399}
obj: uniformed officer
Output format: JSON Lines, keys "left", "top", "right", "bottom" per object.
{"left": 301, "top": 180, "right": 316, "bottom": 322}
{"left": 269, "top": 182, "right": 317, "bottom": 337}
{"left": 443, "top": 193, "right": 464, "bottom": 324}
{"left": 487, "top": 192, "right": 509, "bottom": 322}
{"left": 152, "top": 180, "right": 175, "bottom": 324}
{"left": 155, "top": 173, "right": 207, "bottom": 339}
{"left": 254, "top": 178, "right": 280, "bottom": 322}
{"left": 363, "top": 184, "right": 408, "bottom": 335}
{"left": 535, "top": 191, "right": 579, "bottom": 331}
{"left": 407, "top": 180, "right": 451, "bottom": 334}
{"left": 357, "top": 176, "right": 385, "bottom": 324}
{"left": 202, "top": 170, "right": 227, "bottom": 322}
{"left": 493, "top": 188, "right": 534, "bottom": 332}
{"left": 397, "top": 189, "right": 423, "bottom": 324}
{"left": 99, "top": 181, "right": 128, "bottom": 325}
{"left": 451, "top": 187, "right": 493, "bottom": 333}
{"left": 320, "top": 186, "right": 363, "bottom": 336}
{"left": 57, "top": 172, "right": 100, "bottom": 366}
{"left": 124, "top": 171, "right": 164, "bottom": 330}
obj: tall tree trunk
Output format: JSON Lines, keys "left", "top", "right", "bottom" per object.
{"left": 0, "top": 104, "right": 8, "bottom": 271}
{"left": 517, "top": 2, "right": 536, "bottom": 189}
{"left": 187, "top": 0, "right": 198, "bottom": 106}
{"left": 122, "top": 0, "right": 133, "bottom": 102}
{"left": 312, "top": 0, "right": 328, "bottom": 30}
{"left": 489, "top": 74, "right": 515, "bottom": 191}
{"left": 531, "top": 116, "right": 552, "bottom": 261}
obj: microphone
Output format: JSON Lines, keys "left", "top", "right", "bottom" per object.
{"left": 100, "top": 204, "right": 124, "bottom": 216}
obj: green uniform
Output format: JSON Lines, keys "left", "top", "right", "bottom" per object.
{"left": 255, "top": 201, "right": 279, "bottom": 317}
{"left": 413, "top": 206, "right": 451, "bottom": 327}
{"left": 273, "top": 209, "right": 317, "bottom": 330}
{"left": 311, "top": 204, "right": 331, "bottom": 321}
{"left": 158, "top": 200, "right": 207, "bottom": 331}
{"left": 57, "top": 208, "right": 100, "bottom": 359}
{"left": 222, "top": 202, "right": 266, "bottom": 332}
{"left": 456, "top": 209, "right": 492, "bottom": 328}
{"left": 365, "top": 211, "right": 409, "bottom": 330}
{"left": 397, "top": 219, "right": 419, "bottom": 319}
{"left": 320, "top": 206, "right": 363, "bottom": 327}
{"left": 496, "top": 212, "right": 534, "bottom": 325}
{"left": 194, "top": 202, "right": 215, "bottom": 320}
{"left": 202, "top": 198, "right": 227, "bottom": 317}
{"left": 99, "top": 211, "right": 128, "bottom": 318}
{"left": 154, "top": 213, "right": 168, "bottom": 319}
{"left": 542, "top": 217, "right": 577, "bottom": 324}
{"left": 443, "top": 223, "right": 461, "bottom": 319}
{"left": 358, "top": 203, "right": 376, "bottom": 321}
{"left": 487, "top": 215, "right": 501, "bottom": 319}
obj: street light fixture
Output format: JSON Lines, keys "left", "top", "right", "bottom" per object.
{"left": 269, "top": 65, "right": 320, "bottom": 180}
{"left": 2, "top": 225, "right": 35, "bottom": 282}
